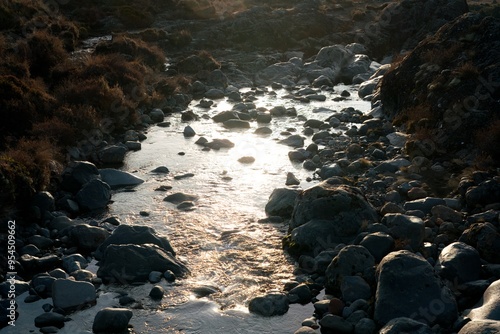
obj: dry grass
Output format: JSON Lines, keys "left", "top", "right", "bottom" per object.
{"left": 475, "top": 119, "right": 500, "bottom": 161}
{"left": 455, "top": 61, "right": 480, "bottom": 79}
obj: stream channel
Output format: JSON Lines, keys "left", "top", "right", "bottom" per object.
{"left": 8, "top": 83, "right": 370, "bottom": 333}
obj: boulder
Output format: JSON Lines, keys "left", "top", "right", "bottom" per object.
{"left": 149, "top": 108, "right": 164, "bottom": 122}
{"left": 379, "top": 317, "right": 433, "bottom": 334}
{"left": 60, "top": 161, "right": 100, "bottom": 193}
{"left": 248, "top": 293, "right": 289, "bottom": 317}
{"left": 403, "top": 197, "right": 446, "bottom": 215}
{"left": 458, "top": 320, "right": 500, "bottom": 334}
{"left": 52, "top": 279, "right": 96, "bottom": 312}
{"left": 325, "top": 245, "right": 375, "bottom": 294}
{"left": 459, "top": 223, "right": 500, "bottom": 264}
{"left": 341, "top": 275, "right": 372, "bottom": 303}
{"left": 75, "top": 179, "right": 111, "bottom": 211}
{"left": 265, "top": 188, "right": 299, "bottom": 218}
{"left": 359, "top": 232, "right": 395, "bottom": 263}
{"left": 98, "top": 145, "right": 127, "bottom": 164}
{"left": 381, "top": 214, "right": 425, "bottom": 251}
{"left": 465, "top": 279, "right": 500, "bottom": 321}
{"left": 358, "top": 76, "right": 381, "bottom": 98}
{"left": 435, "top": 242, "right": 482, "bottom": 284}
{"left": 99, "top": 169, "right": 144, "bottom": 189}
{"left": 374, "top": 250, "right": 458, "bottom": 327}
{"left": 92, "top": 308, "right": 133, "bottom": 334}
{"left": 95, "top": 224, "right": 176, "bottom": 260}
{"left": 279, "top": 134, "right": 305, "bottom": 148}
{"left": 212, "top": 110, "right": 239, "bottom": 123}
{"left": 223, "top": 119, "right": 250, "bottom": 129}
{"left": 319, "top": 314, "right": 354, "bottom": 333}
{"left": 67, "top": 224, "right": 110, "bottom": 254}
{"left": 97, "top": 244, "right": 189, "bottom": 284}
{"left": 164, "top": 192, "right": 198, "bottom": 205}
{"left": 34, "top": 312, "right": 66, "bottom": 328}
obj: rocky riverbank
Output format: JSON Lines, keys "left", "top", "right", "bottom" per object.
{"left": 1, "top": 0, "right": 500, "bottom": 333}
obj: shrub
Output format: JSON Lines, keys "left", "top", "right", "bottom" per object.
{"left": 455, "top": 61, "right": 480, "bottom": 79}
{"left": 30, "top": 117, "right": 75, "bottom": 147}
{"left": 116, "top": 6, "right": 154, "bottom": 29}
{"left": 22, "top": 30, "right": 69, "bottom": 78}
{"left": 94, "top": 35, "right": 166, "bottom": 70}
{"left": 476, "top": 119, "right": 500, "bottom": 161}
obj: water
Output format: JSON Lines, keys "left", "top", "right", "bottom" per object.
{"left": 3, "top": 84, "right": 369, "bottom": 334}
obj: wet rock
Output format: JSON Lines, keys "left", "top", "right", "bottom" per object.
{"left": 149, "top": 285, "right": 165, "bottom": 300}
{"left": 374, "top": 250, "right": 458, "bottom": 327}
{"left": 99, "top": 168, "right": 144, "bottom": 189}
{"left": 204, "top": 88, "right": 225, "bottom": 99}
{"left": 249, "top": 293, "right": 289, "bottom": 317}
{"left": 459, "top": 223, "right": 500, "bottom": 264}
{"left": 212, "top": 110, "right": 238, "bottom": 123}
{"left": 19, "top": 254, "right": 61, "bottom": 276}
{"left": 151, "top": 166, "right": 169, "bottom": 174}
{"left": 294, "top": 326, "right": 317, "bottom": 334}
{"left": 95, "top": 224, "right": 176, "bottom": 260}
{"left": 149, "top": 108, "right": 165, "bottom": 122}
{"left": 238, "top": 156, "right": 255, "bottom": 163}
{"left": 97, "top": 244, "right": 188, "bottom": 284}
{"left": 435, "top": 242, "right": 482, "bottom": 284}
{"left": 52, "top": 279, "right": 96, "bottom": 312}
{"left": 325, "top": 245, "right": 375, "bottom": 293}
{"left": 164, "top": 192, "right": 198, "bottom": 204}
{"left": 265, "top": 188, "right": 299, "bottom": 218}
{"left": 279, "top": 134, "right": 305, "bottom": 147}
{"left": 34, "top": 312, "right": 66, "bottom": 328}
{"left": 98, "top": 145, "right": 127, "bottom": 165}
{"left": 92, "top": 308, "right": 133, "bottom": 334}
{"left": 379, "top": 317, "right": 433, "bottom": 334}
{"left": 358, "top": 76, "right": 382, "bottom": 98}
{"left": 67, "top": 224, "right": 110, "bottom": 254}
{"left": 288, "top": 284, "right": 313, "bottom": 305}
{"left": 319, "top": 314, "right": 353, "bottom": 333}
{"left": 465, "top": 279, "right": 500, "bottom": 321}
{"left": 355, "top": 318, "right": 376, "bottom": 334}
{"left": 458, "top": 320, "right": 500, "bottom": 333}
{"left": 183, "top": 125, "right": 196, "bottom": 137}
{"left": 256, "top": 112, "right": 272, "bottom": 123}
{"left": 177, "top": 201, "right": 195, "bottom": 210}
{"left": 382, "top": 214, "right": 425, "bottom": 251}
{"left": 319, "top": 163, "right": 345, "bottom": 178}
{"left": 286, "top": 172, "right": 300, "bottom": 186}
{"left": 75, "top": 179, "right": 111, "bottom": 211}
{"left": 223, "top": 119, "right": 250, "bottom": 129}
{"left": 204, "top": 138, "right": 235, "bottom": 150}
{"left": 61, "top": 161, "right": 100, "bottom": 193}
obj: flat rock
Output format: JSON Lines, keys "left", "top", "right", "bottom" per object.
{"left": 99, "top": 169, "right": 144, "bottom": 189}
{"left": 52, "top": 279, "right": 96, "bottom": 312}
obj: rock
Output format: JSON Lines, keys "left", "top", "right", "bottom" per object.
{"left": 52, "top": 279, "right": 96, "bottom": 312}
{"left": 149, "top": 108, "right": 164, "bottom": 122}
{"left": 458, "top": 320, "right": 500, "bottom": 334}
{"left": 286, "top": 172, "right": 300, "bottom": 186}
{"left": 379, "top": 317, "right": 434, "bottom": 334}
{"left": 149, "top": 285, "right": 165, "bottom": 300}
{"left": 431, "top": 205, "right": 463, "bottom": 223}
{"left": 294, "top": 326, "right": 317, "bottom": 334}
{"left": 183, "top": 125, "right": 196, "bottom": 137}
{"left": 279, "top": 134, "right": 305, "bottom": 147}
{"left": 238, "top": 156, "right": 255, "bottom": 163}
{"left": 98, "top": 145, "right": 127, "bottom": 164}
{"left": 435, "top": 242, "right": 482, "bottom": 284}
{"left": 459, "top": 223, "right": 500, "bottom": 264}
{"left": 151, "top": 166, "right": 169, "bottom": 174}
{"left": 466, "top": 180, "right": 500, "bottom": 208}
{"left": 75, "top": 179, "right": 111, "bottom": 211}
{"left": 319, "top": 314, "right": 354, "bottom": 333}
{"left": 71, "top": 269, "right": 94, "bottom": 282}
{"left": 382, "top": 214, "right": 425, "bottom": 251}
{"left": 177, "top": 201, "right": 195, "bottom": 210}
{"left": 62, "top": 254, "right": 88, "bottom": 273}
{"left": 212, "top": 110, "right": 238, "bottom": 123}
{"left": 204, "top": 138, "right": 235, "bottom": 150}
{"left": 32, "top": 191, "right": 55, "bottom": 215}
{"left": 92, "top": 308, "right": 133, "bottom": 334}
{"left": 359, "top": 232, "right": 395, "bottom": 263}
{"left": 204, "top": 88, "right": 225, "bottom": 99}
{"left": 164, "top": 192, "right": 198, "bottom": 205}
{"left": 68, "top": 224, "right": 110, "bottom": 254}
{"left": 148, "top": 271, "right": 163, "bottom": 284}
{"left": 407, "top": 187, "right": 428, "bottom": 200}
{"left": 248, "top": 293, "right": 289, "bottom": 317}
{"left": 27, "top": 235, "right": 53, "bottom": 250}
{"left": 465, "top": 279, "right": 500, "bottom": 321}
{"left": 95, "top": 224, "right": 176, "bottom": 260}
{"left": 341, "top": 276, "right": 372, "bottom": 303}
{"left": 319, "top": 163, "right": 345, "bottom": 178}
{"left": 325, "top": 245, "right": 375, "bottom": 293}
{"left": 34, "top": 312, "right": 66, "bottom": 328}
{"left": 358, "top": 76, "right": 381, "bottom": 98}
{"left": 99, "top": 169, "right": 144, "bottom": 189}
{"left": 61, "top": 161, "right": 100, "bottom": 193}
{"left": 355, "top": 318, "right": 377, "bottom": 334}
{"left": 97, "top": 244, "right": 188, "bottom": 284}
{"left": 223, "top": 119, "right": 250, "bottom": 129}
{"left": 124, "top": 141, "right": 141, "bottom": 151}
{"left": 265, "top": 188, "right": 299, "bottom": 218}
{"left": 374, "top": 250, "right": 458, "bottom": 327}
{"left": 19, "top": 254, "right": 61, "bottom": 276}
{"left": 288, "top": 284, "right": 313, "bottom": 305}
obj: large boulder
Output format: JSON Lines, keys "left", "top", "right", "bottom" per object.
{"left": 465, "top": 279, "right": 500, "bottom": 321}
{"left": 52, "top": 279, "right": 96, "bottom": 312}
{"left": 325, "top": 245, "right": 375, "bottom": 294}
{"left": 265, "top": 188, "right": 300, "bottom": 218}
{"left": 93, "top": 308, "right": 133, "bottom": 334}
{"left": 60, "top": 161, "right": 100, "bottom": 193}
{"left": 95, "top": 224, "right": 176, "bottom": 260}
{"left": 75, "top": 179, "right": 111, "bottom": 211}
{"left": 374, "top": 250, "right": 458, "bottom": 327}
{"left": 67, "top": 224, "right": 110, "bottom": 254}
{"left": 435, "top": 242, "right": 482, "bottom": 284}
{"left": 99, "top": 168, "right": 144, "bottom": 189}
{"left": 96, "top": 244, "right": 189, "bottom": 284}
